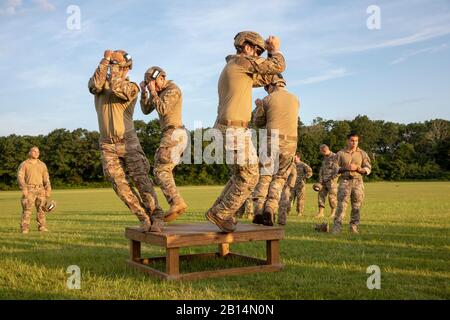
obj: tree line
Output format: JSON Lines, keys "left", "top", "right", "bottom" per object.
{"left": 0, "top": 115, "right": 448, "bottom": 190}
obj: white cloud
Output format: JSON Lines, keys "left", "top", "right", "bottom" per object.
{"left": 290, "top": 68, "right": 353, "bottom": 86}
{"left": 390, "top": 44, "right": 448, "bottom": 65}
{"left": 32, "top": 0, "right": 55, "bottom": 11}
{"left": 329, "top": 25, "right": 450, "bottom": 56}
{"left": 0, "top": 0, "right": 22, "bottom": 15}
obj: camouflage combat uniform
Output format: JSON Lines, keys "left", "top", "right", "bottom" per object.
{"left": 252, "top": 87, "right": 299, "bottom": 222}
{"left": 141, "top": 81, "right": 187, "bottom": 208}
{"left": 277, "top": 162, "right": 297, "bottom": 225}
{"left": 318, "top": 152, "right": 339, "bottom": 210}
{"left": 333, "top": 147, "right": 372, "bottom": 232}
{"left": 237, "top": 196, "right": 254, "bottom": 219}
{"left": 88, "top": 58, "right": 163, "bottom": 229}
{"left": 206, "top": 51, "right": 286, "bottom": 231}
{"left": 291, "top": 161, "right": 313, "bottom": 215}
{"left": 17, "top": 159, "right": 51, "bottom": 232}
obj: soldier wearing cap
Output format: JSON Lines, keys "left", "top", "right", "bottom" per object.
{"left": 88, "top": 50, "right": 164, "bottom": 232}
{"left": 251, "top": 74, "right": 300, "bottom": 226}
{"left": 315, "top": 144, "right": 339, "bottom": 218}
{"left": 205, "top": 31, "right": 286, "bottom": 233}
{"left": 290, "top": 152, "right": 313, "bottom": 216}
{"left": 333, "top": 133, "right": 372, "bottom": 234}
{"left": 140, "top": 67, "right": 188, "bottom": 222}
{"left": 17, "top": 146, "right": 51, "bottom": 233}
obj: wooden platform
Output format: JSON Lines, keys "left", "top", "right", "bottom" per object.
{"left": 125, "top": 223, "right": 285, "bottom": 281}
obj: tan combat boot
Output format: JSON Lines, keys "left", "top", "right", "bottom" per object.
{"left": 315, "top": 207, "right": 324, "bottom": 218}
{"left": 38, "top": 227, "right": 49, "bottom": 232}
{"left": 164, "top": 197, "right": 187, "bottom": 222}
{"left": 137, "top": 216, "right": 152, "bottom": 233}
{"left": 21, "top": 229, "right": 29, "bottom": 234}
{"left": 330, "top": 208, "right": 336, "bottom": 219}
{"left": 205, "top": 211, "right": 236, "bottom": 233}
{"left": 350, "top": 224, "right": 359, "bottom": 234}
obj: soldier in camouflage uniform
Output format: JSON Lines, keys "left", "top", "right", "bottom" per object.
{"left": 237, "top": 196, "right": 254, "bottom": 220}
{"left": 88, "top": 50, "right": 164, "bottom": 232}
{"left": 17, "top": 146, "right": 51, "bottom": 233}
{"left": 333, "top": 133, "right": 372, "bottom": 234}
{"left": 140, "top": 67, "right": 188, "bottom": 223}
{"left": 290, "top": 153, "right": 313, "bottom": 216}
{"left": 277, "top": 162, "right": 297, "bottom": 225}
{"left": 251, "top": 74, "right": 299, "bottom": 226}
{"left": 205, "top": 31, "right": 286, "bottom": 233}
{"left": 315, "top": 144, "right": 339, "bottom": 218}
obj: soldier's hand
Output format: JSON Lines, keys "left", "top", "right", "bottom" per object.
{"left": 104, "top": 50, "right": 113, "bottom": 60}
{"left": 348, "top": 164, "right": 358, "bottom": 171}
{"left": 140, "top": 81, "right": 147, "bottom": 92}
{"left": 22, "top": 190, "right": 28, "bottom": 198}
{"left": 265, "top": 36, "right": 280, "bottom": 53}
{"left": 255, "top": 98, "right": 263, "bottom": 107}
{"left": 148, "top": 80, "right": 156, "bottom": 93}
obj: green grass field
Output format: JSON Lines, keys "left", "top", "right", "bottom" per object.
{"left": 0, "top": 182, "right": 449, "bottom": 300}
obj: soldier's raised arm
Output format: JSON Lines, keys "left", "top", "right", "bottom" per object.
{"left": 88, "top": 50, "right": 111, "bottom": 95}
{"left": 42, "top": 163, "right": 52, "bottom": 197}
{"left": 359, "top": 151, "right": 372, "bottom": 176}
{"left": 109, "top": 65, "right": 140, "bottom": 101}
{"left": 147, "top": 86, "right": 181, "bottom": 116}
{"left": 140, "top": 82, "right": 155, "bottom": 115}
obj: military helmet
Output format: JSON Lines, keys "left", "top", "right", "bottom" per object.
{"left": 234, "top": 31, "right": 266, "bottom": 55}
{"left": 313, "top": 183, "right": 323, "bottom": 192}
{"left": 111, "top": 50, "right": 133, "bottom": 69}
{"left": 43, "top": 199, "right": 56, "bottom": 213}
{"left": 145, "top": 66, "right": 166, "bottom": 83}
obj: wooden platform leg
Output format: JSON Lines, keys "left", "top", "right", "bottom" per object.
{"left": 130, "top": 240, "right": 141, "bottom": 261}
{"left": 166, "top": 247, "right": 180, "bottom": 276}
{"left": 218, "top": 243, "right": 230, "bottom": 257}
{"left": 266, "top": 240, "right": 280, "bottom": 265}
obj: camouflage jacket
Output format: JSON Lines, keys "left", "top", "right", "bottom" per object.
{"left": 319, "top": 152, "right": 339, "bottom": 183}
{"left": 295, "top": 161, "right": 313, "bottom": 185}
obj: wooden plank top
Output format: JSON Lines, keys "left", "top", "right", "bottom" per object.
{"left": 125, "top": 223, "right": 285, "bottom": 248}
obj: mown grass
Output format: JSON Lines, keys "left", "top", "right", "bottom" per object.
{"left": 0, "top": 182, "right": 449, "bottom": 299}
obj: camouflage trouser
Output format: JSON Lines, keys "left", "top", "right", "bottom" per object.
{"left": 278, "top": 182, "right": 293, "bottom": 225}
{"left": 237, "top": 197, "right": 254, "bottom": 219}
{"left": 21, "top": 185, "right": 47, "bottom": 231}
{"left": 318, "top": 179, "right": 338, "bottom": 209}
{"left": 291, "top": 181, "right": 306, "bottom": 215}
{"left": 100, "top": 134, "right": 163, "bottom": 223}
{"left": 257, "top": 140, "right": 296, "bottom": 215}
{"left": 154, "top": 128, "right": 188, "bottom": 205}
{"left": 208, "top": 125, "right": 259, "bottom": 218}
{"left": 333, "top": 178, "right": 365, "bottom": 229}
{"left": 252, "top": 175, "right": 272, "bottom": 216}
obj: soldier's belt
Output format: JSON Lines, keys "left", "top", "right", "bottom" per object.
{"left": 162, "top": 125, "right": 185, "bottom": 132}
{"left": 278, "top": 134, "right": 297, "bottom": 142}
{"left": 100, "top": 130, "right": 137, "bottom": 144}
{"left": 26, "top": 184, "right": 43, "bottom": 188}
{"left": 218, "top": 119, "right": 249, "bottom": 128}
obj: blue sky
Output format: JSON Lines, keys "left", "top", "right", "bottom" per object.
{"left": 0, "top": 0, "right": 449, "bottom": 136}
